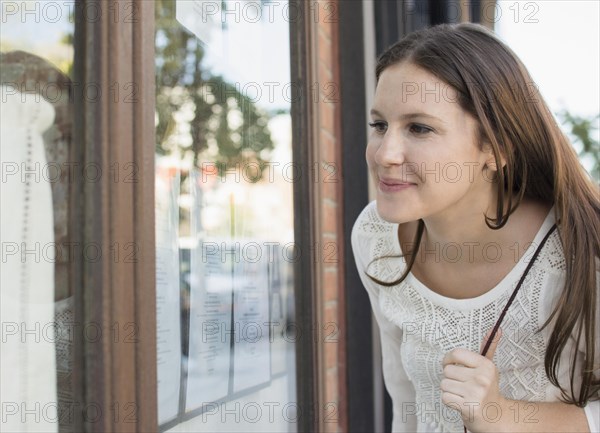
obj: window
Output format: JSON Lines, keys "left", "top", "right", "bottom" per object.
{"left": 154, "top": 1, "right": 297, "bottom": 430}
{"left": 1, "top": 1, "right": 77, "bottom": 431}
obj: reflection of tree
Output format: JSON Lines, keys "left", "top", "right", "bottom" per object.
{"left": 1, "top": 16, "right": 74, "bottom": 78}
{"left": 155, "top": 0, "right": 274, "bottom": 181}
{"left": 558, "top": 110, "right": 600, "bottom": 181}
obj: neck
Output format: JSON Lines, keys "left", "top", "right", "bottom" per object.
{"left": 419, "top": 196, "right": 551, "bottom": 267}
{"left": 424, "top": 200, "right": 503, "bottom": 243}
{"left": 420, "top": 195, "right": 516, "bottom": 266}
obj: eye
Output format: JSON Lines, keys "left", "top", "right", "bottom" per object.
{"left": 368, "top": 121, "right": 387, "bottom": 134}
{"left": 409, "top": 123, "right": 433, "bottom": 135}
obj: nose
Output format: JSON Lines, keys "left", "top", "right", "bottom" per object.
{"left": 373, "top": 130, "right": 406, "bottom": 167}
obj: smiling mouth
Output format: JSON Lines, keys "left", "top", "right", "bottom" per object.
{"left": 378, "top": 179, "right": 417, "bottom": 192}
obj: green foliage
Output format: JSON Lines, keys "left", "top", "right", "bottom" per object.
{"left": 558, "top": 110, "right": 600, "bottom": 181}
{"left": 155, "top": 0, "right": 275, "bottom": 181}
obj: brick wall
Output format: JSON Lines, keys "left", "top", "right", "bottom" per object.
{"left": 312, "top": 1, "right": 347, "bottom": 432}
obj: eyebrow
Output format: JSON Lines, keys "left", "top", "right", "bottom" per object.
{"left": 369, "top": 109, "right": 444, "bottom": 123}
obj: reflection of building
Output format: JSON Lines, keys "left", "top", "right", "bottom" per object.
{"left": 1, "top": 1, "right": 504, "bottom": 433}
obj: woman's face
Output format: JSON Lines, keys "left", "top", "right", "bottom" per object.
{"left": 367, "top": 61, "right": 495, "bottom": 224}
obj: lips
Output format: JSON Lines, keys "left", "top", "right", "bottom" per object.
{"left": 378, "top": 176, "right": 417, "bottom": 193}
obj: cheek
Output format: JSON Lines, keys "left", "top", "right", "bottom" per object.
{"left": 365, "top": 139, "right": 379, "bottom": 165}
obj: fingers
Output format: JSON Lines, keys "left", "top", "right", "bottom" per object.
{"left": 442, "top": 363, "right": 471, "bottom": 382}
{"left": 441, "top": 334, "right": 503, "bottom": 431}
{"left": 441, "top": 389, "right": 464, "bottom": 407}
{"left": 480, "top": 327, "right": 502, "bottom": 360}
{"left": 443, "top": 348, "right": 484, "bottom": 368}
{"left": 440, "top": 377, "right": 465, "bottom": 397}
{"left": 443, "top": 328, "right": 503, "bottom": 366}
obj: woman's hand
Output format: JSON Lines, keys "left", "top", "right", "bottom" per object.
{"left": 441, "top": 329, "right": 508, "bottom": 433}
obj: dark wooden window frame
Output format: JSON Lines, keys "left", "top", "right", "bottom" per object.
{"left": 337, "top": 2, "right": 375, "bottom": 433}
{"left": 76, "top": 1, "right": 157, "bottom": 431}
{"left": 289, "top": 1, "right": 320, "bottom": 432}
{"left": 74, "top": 0, "right": 318, "bottom": 431}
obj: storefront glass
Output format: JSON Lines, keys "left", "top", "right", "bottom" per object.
{"left": 154, "top": 1, "right": 297, "bottom": 431}
{"left": 1, "top": 1, "right": 76, "bottom": 431}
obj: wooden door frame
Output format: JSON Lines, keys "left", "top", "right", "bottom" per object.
{"left": 76, "top": 1, "right": 320, "bottom": 431}
{"left": 289, "top": 0, "right": 320, "bottom": 431}
{"left": 77, "top": 1, "right": 157, "bottom": 431}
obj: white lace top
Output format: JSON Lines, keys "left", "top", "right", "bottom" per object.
{"left": 351, "top": 201, "right": 600, "bottom": 433}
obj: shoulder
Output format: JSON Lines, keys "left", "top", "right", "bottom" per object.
{"left": 511, "top": 200, "right": 564, "bottom": 275}
{"left": 351, "top": 201, "right": 402, "bottom": 270}
{"left": 351, "top": 201, "right": 397, "bottom": 247}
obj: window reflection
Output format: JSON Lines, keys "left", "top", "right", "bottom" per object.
{"left": 155, "top": 1, "right": 297, "bottom": 431}
{"left": 0, "top": 2, "right": 75, "bottom": 432}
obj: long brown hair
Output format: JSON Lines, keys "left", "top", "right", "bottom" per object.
{"left": 368, "top": 23, "right": 600, "bottom": 406}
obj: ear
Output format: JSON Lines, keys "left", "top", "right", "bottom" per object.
{"left": 483, "top": 146, "right": 506, "bottom": 173}
{"left": 485, "top": 155, "right": 503, "bottom": 172}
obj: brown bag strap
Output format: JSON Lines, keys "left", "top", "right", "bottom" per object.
{"left": 480, "top": 223, "right": 557, "bottom": 357}
{"left": 464, "top": 223, "right": 557, "bottom": 433}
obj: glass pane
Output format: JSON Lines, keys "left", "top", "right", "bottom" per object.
{"left": 154, "top": 1, "right": 297, "bottom": 431}
{"left": 1, "top": 1, "right": 76, "bottom": 431}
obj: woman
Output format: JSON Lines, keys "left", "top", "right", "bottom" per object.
{"left": 351, "top": 23, "right": 599, "bottom": 432}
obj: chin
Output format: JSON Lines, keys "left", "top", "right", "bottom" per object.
{"left": 376, "top": 199, "right": 414, "bottom": 224}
